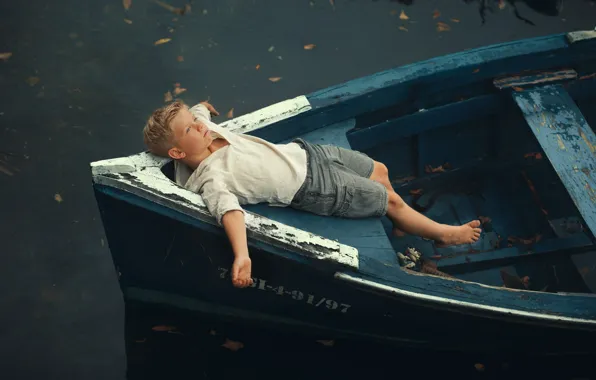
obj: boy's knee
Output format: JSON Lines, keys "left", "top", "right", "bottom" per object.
{"left": 374, "top": 161, "right": 388, "bottom": 177}
{"left": 387, "top": 191, "right": 405, "bottom": 210}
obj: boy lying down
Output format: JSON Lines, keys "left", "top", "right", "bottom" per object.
{"left": 143, "top": 101, "right": 482, "bottom": 288}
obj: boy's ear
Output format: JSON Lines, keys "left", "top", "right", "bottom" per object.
{"left": 168, "top": 147, "right": 186, "bottom": 160}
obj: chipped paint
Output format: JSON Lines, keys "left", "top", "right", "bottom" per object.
{"left": 580, "top": 129, "right": 596, "bottom": 153}
{"left": 557, "top": 135, "right": 566, "bottom": 150}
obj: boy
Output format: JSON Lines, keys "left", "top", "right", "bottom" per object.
{"left": 143, "top": 101, "right": 481, "bottom": 288}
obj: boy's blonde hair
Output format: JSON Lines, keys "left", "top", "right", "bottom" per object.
{"left": 143, "top": 101, "right": 185, "bottom": 157}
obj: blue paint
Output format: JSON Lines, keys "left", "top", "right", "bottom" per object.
{"left": 513, "top": 85, "right": 596, "bottom": 239}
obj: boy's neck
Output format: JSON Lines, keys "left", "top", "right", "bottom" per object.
{"left": 182, "top": 139, "right": 229, "bottom": 170}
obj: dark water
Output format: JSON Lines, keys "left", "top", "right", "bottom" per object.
{"left": 1, "top": 0, "right": 595, "bottom": 378}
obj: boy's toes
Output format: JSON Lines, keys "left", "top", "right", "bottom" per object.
{"left": 467, "top": 220, "right": 481, "bottom": 228}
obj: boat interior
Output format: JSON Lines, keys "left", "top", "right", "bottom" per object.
{"left": 159, "top": 66, "right": 596, "bottom": 296}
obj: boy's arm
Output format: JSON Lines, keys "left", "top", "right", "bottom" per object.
{"left": 221, "top": 210, "right": 253, "bottom": 288}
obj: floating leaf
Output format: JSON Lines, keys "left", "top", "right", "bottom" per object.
{"left": 221, "top": 338, "right": 244, "bottom": 351}
{"left": 304, "top": 44, "right": 316, "bottom": 50}
{"left": 433, "top": 9, "right": 441, "bottom": 19}
{"left": 226, "top": 108, "right": 234, "bottom": 119}
{"left": 123, "top": 18, "right": 133, "bottom": 24}
{"left": 153, "top": 0, "right": 184, "bottom": 15}
{"left": 54, "top": 193, "right": 63, "bottom": 203}
{"left": 268, "top": 77, "right": 282, "bottom": 82}
{"left": 151, "top": 325, "right": 176, "bottom": 332}
{"left": 316, "top": 339, "right": 335, "bottom": 347}
{"left": 123, "top": 0, "right": 132, "bottom": 10}
{"left": 399, "top": 10, "right": 409, "bottom": 20}
{"left": 450, "top": 18, "right": 460, "bottom": 23}
{"left": 154, "top": 38, "right": 172, "bottom": 45}
{"left": 399, "top": 26, "right": 408, "bottom": 32}
{"left": 164, "top": 91, "right": 173, "bottom": 102}
{"left": 255, "top": 64, "right": 260, "bottom": 70}
{"left": 0, "top": 164, "right": 14, "bottom": 176}
{"left": 173, "top": 87, "right": 186, "bottom": 95}
{"left": 176, "top": 55, "right": 184, "bottom": 62}
{"left": 436, "top": 22, "right": 451, "bottom": 32}
{"left": 498, "top": 0, "right": 506, "bottom": 10}
{"left": 0, "top": 52, "right": 12, "bottom": 61}
{"left": 268, "top": 45, "right": 275, "bottom": 52}
{"left": 26, "top": 76, "right": 40, "bottom": 86}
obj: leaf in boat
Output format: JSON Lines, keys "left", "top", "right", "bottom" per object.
{"left": 524, "top": 152, "right": 543, "bottom": 159}
{"left": 507, "top": 234, "right": 541, "bottom": 246}
{"left": 436, "top": 22, "right": 451, "bottom": 32}
{"left": 409, "top": 188, "right": 423, "bottom": 196}
{"left": 123, "top": 0, "right": 132, "bottom": 10}
{"left": 478, "top": 216, "right": 492, "bottom": 226}
{"left": 473, "top": 68, "right": 480, "bottom": 73}
{"left": 316, "top": 339, "right": 335, "bottom": 347}
{"left": 151, "top": 325, "right": 176, "bottom": 332}
{"left": 425, "top": 163, "right": 451, "bottom": 173}
{"left": 432, "top": 9, "right": 440, "bottom": 19}
{"left": 226, "top": 108, "right": 234, "bottom": 119}
{"left": 54, "top": 193, "right": 63, "bottom": 203}
{"left": 124, "top": 18, "right": 133, "bottom": 24}
{"left": 152, "top": 0, "right": 183, "bottom": 15}
{"left": 0, "top": 52, "right": 12, "bottom": 61}
{"left": 512, "top": 86, "right": 524, "bottom": 92}
{"left": 176, "top": 55, "right": 184, "bottom": 62}
{"left": 221, "top": 338, "right": 244, "bottom": 351}
{"left": 26, "top": 76, "right": 40, "bottom": 86}
{"left": 500, "top": 270, "right": 530, "bottom": 289}
{"left": 474, "top": 363, "right": 485, "bottom": 372}
{"left": 304, "top": 44, "right": 316, "bottom": 50}
{"left": 268, "top": 77, "right": 282, "bottom": 82}
{"left": 399, "top": 26, "right": 408, "bottom": 32}
{"left": 255, "top": 64, "right": 260, "bottom": 70}
{"left": 154, "top": 38, "right": 172, "bottom": 45}
{"left": 164, "top": 91, "right": 173, "bottom": 102}
{"left": 450, "top": 18, "right": 460, "bottom": 23}
{"left": 399, "top": 10, "right": 409, "bottom": 20}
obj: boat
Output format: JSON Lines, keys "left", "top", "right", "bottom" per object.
{"left": 91, "top": 30, "right": 596, "bottom": 355}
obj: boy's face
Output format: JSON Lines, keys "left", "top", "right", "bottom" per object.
{"left": 168, "top": 106, "right": 214, "bottom": 160}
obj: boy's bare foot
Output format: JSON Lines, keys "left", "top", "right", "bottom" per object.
{"left": 436, "top": 220, "right": 482, "bottom": 247}
{"left": 392, "top": 227, "right": 407, "bottom": 237}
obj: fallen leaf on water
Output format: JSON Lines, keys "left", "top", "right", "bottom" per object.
{"left": 154, "top": 38, "right": 172, "bottom": 45}
{"left": 268, "top": 77, "right": 282, "bottom": 82}
{"left": 390, "top": 10, "right": 398, "bottom": 16}
{"left": 26, "top": 76, "right": 40, "bottom": 86}
{"left": 450, "top": 18, "right": 460, "bottom": 23}
{"left": 498, "top": 0, "right": 506, "bottom": 10}
{"left": 176, "top": 55, "right": 184, "bottom": 62}
{"left": 524, "top": 152, "right": 543, "bottom": 159}
{"left": 436, "top": 22, "right": 451, "bottom": 32}
{"left": 512, "top": 86, "right": 524, "bottom": 92}
{"left": 226, "top": 108, "right": 234, "bottom": 118}
{"left": 123, "top": 0, "right": 132, "bottom": 10}
{"left": 433, "top": 9, "right": 441, "bottom": 19}
{"left": 409, "top": 189, "right": 423, "bottom": 196}
{"left": 173, "top": 87, "right": 186, "bottom": 95}
{"left": 474, "top": 363, "right": 485, "bottom": 372}
{"left": 164, "top": 91, "right": 173, "bottom": 102}
{"left": 152, "top": 0, "right": 184, "bottom": 15}
{"left": 54, "top": 193, "right": 63, "bottom": 203}
{"left": 268, "top": 46, "right": 275, "bottom": 52}
{"left": 473, "top": 68, "right": 480, "bottom": 73}
{"left": 479, "top": 216, "right": 492, "bottom": 224}
{"left": 304, "top": 44, "right": 316, "bottom": 50}
{"left": 0, "top": 52, "right": 12, "bottom": 61}
{"left": 399, "top": 10, "right": 409, "bottom": 20}
{"left": 151, "top": 325, "right": 176, "bottom": 332}
{"left": 399, "top": 26, "right": 409, "bottom": 32}
{"left": 255, "top": 64, "right": 260, "bottom": 70}
{"left": 221, "top": 338, "right": 244, "bottom": 351}
{"left": 123, "top": 18, "right": 133, "bottom": 24}
{"left": 316, "top": 339, "right": 335, "bottom": 347}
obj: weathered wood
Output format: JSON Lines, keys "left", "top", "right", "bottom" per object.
{"left": 493, "top": 69, "right": 577, "bottom": 90}
{"left": 567, "top": 30, "right": 596, "bottom": 44}
{"left": 513, "top": 84, "right": 596, "bottom": 238}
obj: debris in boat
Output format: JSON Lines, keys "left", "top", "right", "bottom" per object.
{"left": 524, "top": 152, "right": 543, "bottom": 159}
{"left": 478, "top": 216, "right": 492, "bottom": 225}
{"left": 255, "top": 64, "right": 260, "bottom": 70}
{"left": 521, "top": 171, "right": 548, "bottom": 216}
{"left": 154, "top": 38, "right": 172, "bottom": 45}
{"left": 164, "top": 91, "right": 173, "bottom": 102}
{"left": 436, "top": 22, "right": 451, "bottom": 32}
{"left": 399, "top": 26, "right": 409, "bottom": 32}
{"left": 432, "top": 9, "right": 440, "bottom": 19}
{"left": 316, "top": 339, "right": 335, "bottom": 347}
{"left": 123, "top": 0, "right": 132, "bottom": 10}
{"left": 395, "top": 175, "right": 416, "bottom": 183}
{"left": 54, "top": 193, "right": 63, "bottom": 203}
{"left": 226, "top": 108, "right": 234, "bottom": 119}
{"left": 409, "top": 188, "right": 423, "bottom": 196}
{"left": 221, "top": 338, "right": 244, "bottom": 351}
{"left": 0, "top": 52, "right": 12, "bottom": 61}
{"left": 474, "top": 363, "right": 485, "bottom": 372}
{"left": 512, "top": 86, "right": 524, "bottom": 92}
{"left": 268, "top": 77, "right": 282, "bottom": 83}
{"left": 500, "top": 270, "right": 530, "bottom": 289}
{"left": 151, "top": 325, "right": 176, "bottom": 332}
{"left": 398, "top": 248, "right": 454, "bottom": 278}
{"left": 304, "top": 44, "right": 316, "bottom": 50}
{"left": 399, "top": 10, "right": 409, "bottom": 20}
{"left": 507, "top": 234, "right": 542, "bottom": 246}
{"left": 424, "top": 162, "right": 451, "bottom": 173}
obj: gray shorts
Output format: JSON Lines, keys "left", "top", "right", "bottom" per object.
{"left": 290, "top": 138, "right": 388, "bottom": 218}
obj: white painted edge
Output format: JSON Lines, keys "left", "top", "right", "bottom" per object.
{"left": 567, "top": 30, "right": 596, "bottom": 44}
{"left": 335, "top": 272, "right": 596, "bottom": 325}
{"left": 197, "top": 95, "right": 312, "bottom": 135}
{"left": 93, "top": 167, "right": 359, "bottom": 269}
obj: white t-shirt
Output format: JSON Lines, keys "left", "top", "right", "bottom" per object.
{"left": 175, "top": 104, "right": 308, "bottom": 225}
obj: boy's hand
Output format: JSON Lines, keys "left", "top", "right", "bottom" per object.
{"left": 231, "top": 255, "right": 253, "bottom": 288}
{"left": 200, "top": 101, "right": 220, "bottom": 117}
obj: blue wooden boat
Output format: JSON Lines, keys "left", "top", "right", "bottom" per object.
{"left": 92, "top": 30, "right": 596, "bottom": 355}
